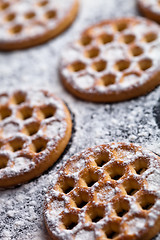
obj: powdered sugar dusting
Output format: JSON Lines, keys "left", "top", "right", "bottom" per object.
{"left": 47, "top": 199, "right": 65, "bottom": 219}
{"left": 0, "top": 0, "right": 76, "bottom": 44}
{"left": 139, "top": 0, "right": 160, "bottom": 14}
{"left": 95, "top": 185, "right": 116, "bottom": 203}
{"left": 75, "top": 229, "right": 95, "bottom": 240}
{"left": 75, "top": 75, "right": 95, "bottom": 89}
{"left": 0, "top": 0, "right": 160, "bottom": 239}
{"left": 2, "top": 122, "right": 20, "bottom": 138}
{"left": 44, "top": 143, "right": 160, "bottom": 239}
{"left": 0, "top": 89, "right": 70, "bottom": 182}
{"left": 60, "top": 17, "right": 160, "bottom": 100}
{"left": 125, "top": 217, "right": 146, "bottom": 235}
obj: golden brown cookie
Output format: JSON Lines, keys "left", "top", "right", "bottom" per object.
{"left": 0, "top": 0, "right": 79, "bottom": 50}
{"left": 0, "top": 89, "right": 72, "bottom": 188}
{"left": 138, "top": 0, "right": 160, "bottom": 23}
{"left": 60, "top": 17, "right": 160, "bottom": 102}
{"left": 44, "top": 142, "right": 160, "bottom": 240}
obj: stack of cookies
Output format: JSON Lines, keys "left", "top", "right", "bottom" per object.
{"left": 0, "top": 0, "right": 160, "bottom": 240}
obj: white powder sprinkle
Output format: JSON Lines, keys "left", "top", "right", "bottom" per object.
{"left": 0, "top": 0, "right": 160, "bottom": 240}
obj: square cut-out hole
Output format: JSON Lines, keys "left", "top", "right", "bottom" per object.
{"left": 123, "top": 178, "right": 140, "bottom": 196}
{"left": 74, "top": 191, "right": 89, "bottom": 209}
{"left": 68, "top": 61, "right": 86, "bottom": 72}
{"left": 114, "top": 199, "right": 130, "bottom": 218}
{"left": 76, "top": 199, "right": 88, "bottom": 209}
{"left": 17, "top": 106, "right": 33, "bottom": 120}
{"left": 62, "top": 213, "right": 78, "bottom": 230}
{"left": 133, "top": 158, "right": 148, "bottom": 175}
{"left": 100, "top": 74, "right": 116, "bottom": 87}
{"left": 0, "top": 154, "right": 9, "bottom": 169}
{"left": 87, "top": 179, "right": 97, "bottom": 187}
{"left": 106, "top": 230, "right": 119, "bottom": 239}
{"left": 79, "top": 35, "right": 92, "bottom": 46}
{"left": 39, "top": 105, "right": 56, "bottom": 120}
{"left": 126, "top": 187, "right": 139, "bottom": 196}
{"left": 138, "top": 58, "right": 152, "bottom": 71}
{"left": 85, "top": 47, "right": 100, "bottom": 59}
{"left": 30, "top": 137, "right": 48, "bottom": 153}
{"left": 60, "top": 177, "right": 75, "bottom": 194}
{"left": 130, "top": 45, "right": 143, "bottom": 57}
{"left": 144, "top": 32, "right": 157, "bottom": 43}
{"left": 92, "top": 60, "right": 106, "bottom": 72}
{"left": 91, "top": 214, "right": 103, "bottom": 223}
{"left": 25, "top": 11, "right": 36, "bottom": 19}
{"left": 98, "top": 159, "right": 107, "bottom": 167}
{"left": 5, "top": 13, "right": 16, "bottom": 22}
{"left": 38, "top": 0, "right": 48, "bottom": 6}
{"left": 8, "top": 137, "right": 25, "bottom": 152}
{"left": 23, "top": 121, "right": 40, "bottom": 136}
{"left": 82, "top": 170, "right": 100, "bottom": 188}
{"left": 65, "top": 221, "right": 77, "bottom": 230}
{"left": 122, "top": 34, "right": 135, "bottom": 44}
{"left": 116, "top": 208, "right": 128, "bottom": 218}
{"left": 88, "top": 206, "right": 105, "bottom": 223}
{"left": 115, "top": 60, "right": 130, "bottom": 72}
{"left": 121, "top": 72, "right": 140, "bottom": 84}
{"left": 138, "top": 193, "right": 156, "bottom": 211}
{"left": 0, "top": 107, "right": 12, "bottom": 120}
{"left": 107, "top": 164, "right": 125, "bottom": 181}
{"left": 12, "top": 91, "right": 26, "bottom": 105}
{"left": 0, "top": 2, "right": 10, "bottom": 10}
{"left": 104, "top": 221, "right": 120, "bottom": 239}
{"left": 10, "top": 24, "right": 23, "bottom": 34}
{"left": 115, "top": 22, "right": 128, "bottom": 32}
{"left": 94, "top": 151, "right": 110, "bottom": 167}
{"left": 45, "top": 10, "right": 56, "bottom": 19}
{"left": 98, "top": 33, "right": 114, "bottom": 44}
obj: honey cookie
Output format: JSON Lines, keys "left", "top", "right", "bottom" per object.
{"left": 44, "top": 142, "right": 160, "bottom": 240}
{"left": 0, "top": 0, "right": 79, "bottom": 50}
{"left": 138, "top": 0, "right": 160, "bottom": 24}
{"left": 0, "top": 89, "right": 72, "bottom": 188}
{"left": 60, "top": 17, "right": 160, "bottom": 102}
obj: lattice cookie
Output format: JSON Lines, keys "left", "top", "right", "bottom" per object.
{"left": 0, "top": 0, "right": 79, "bottom": 50}
{"left": 138, "top": 0, "right": 160, "bottom": 23}
{"left": 44, "top": 142, "right": 160, "bottom": 240}
{"left": 60, "top": 17, "right": 160, "bottom": 102}
{"left": 0, "top": 89, "right": 72, "bottom": 188}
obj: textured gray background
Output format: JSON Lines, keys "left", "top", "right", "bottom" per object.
{"left": 0, "top": 0, "right": 160, "bottom": 239}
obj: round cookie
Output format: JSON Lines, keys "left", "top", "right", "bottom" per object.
{"left": 0, "top": 0, "right": 79, "bottom": 50}
{"left": 0, "top": 89, "right": 72, "bottom": 188}
{"left": 137, "top": 0, "right": 160, "bottom": 24}
{"left": 60, "top": 17, "right": 160, "bottom": 102}
{"left": 44, "top": 142, "right": 160, "bottom": 240}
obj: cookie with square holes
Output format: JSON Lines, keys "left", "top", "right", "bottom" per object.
{"left": 138, "top": 0, "right": 160, "bottom": 24}
{"left": 44, "top": 142, "right": 160, "bottom": 240}
{"left": 0, "top": 89, "right": 72, "bottom": 188}
{"left": 0, "top": 0, "right": 79, "bottom": 50}
{"left": 60, "top": 17, "right": 160, "bottom": 102}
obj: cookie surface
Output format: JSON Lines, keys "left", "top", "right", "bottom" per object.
{"left": 44, "top": 142, "right": 160, "bottom": 240}
{"left": 0, "top": 89, "right": 72, "bottom": 188}
{"left": 0, "top": 0, "right": 79, "bottom": 50}
{"left": 138, "top": 0, "right": 160, "bottom": 23}
{"left": 60, "top": 17, "right": 160, "bottom": 102}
